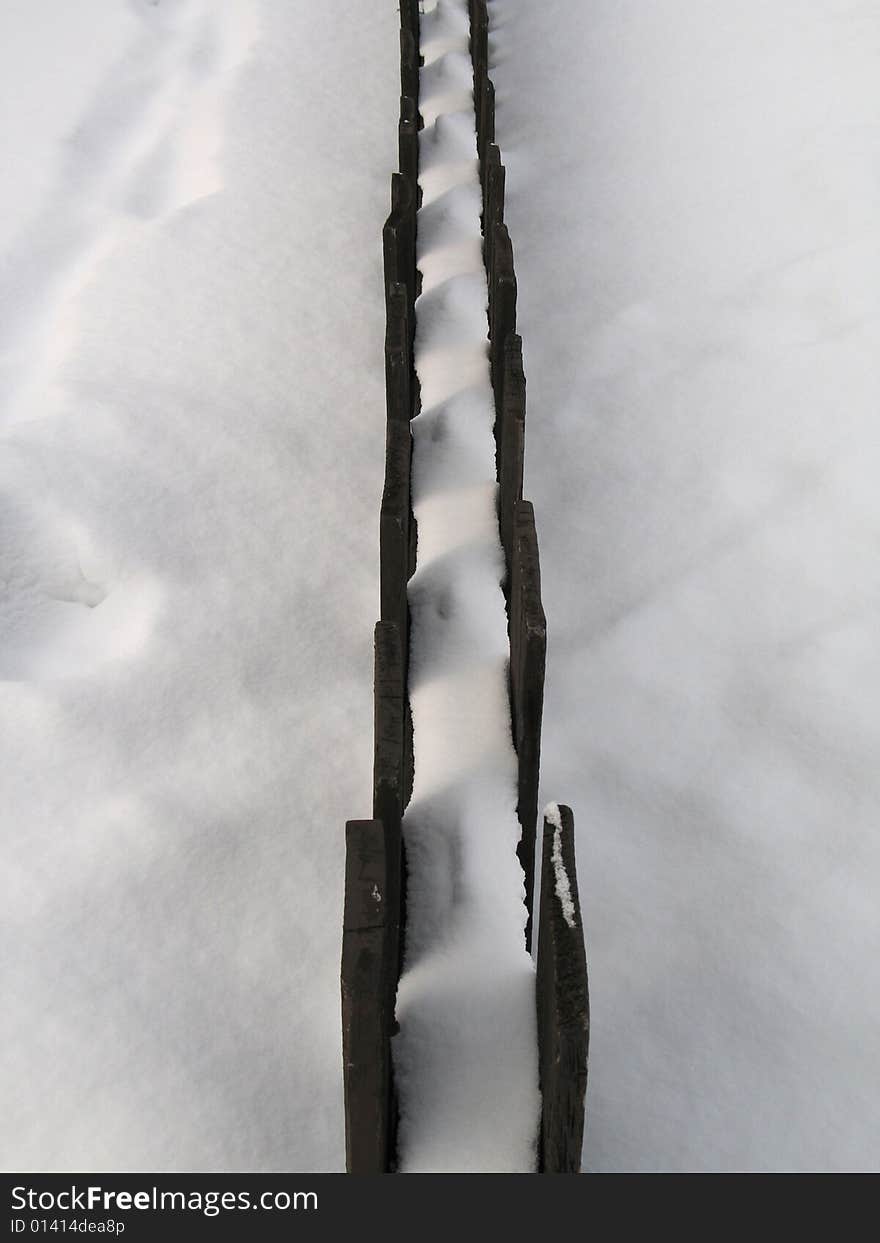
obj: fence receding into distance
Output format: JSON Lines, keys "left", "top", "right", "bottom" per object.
{"left": 342, "top": 1, "right": 589, "bottom": 1174}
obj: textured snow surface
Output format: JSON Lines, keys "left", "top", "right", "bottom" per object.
{"left": 1, "top": 0, "right": 398, "bottom": 1171}
{"left": 491, "top": 0, "right": 880, "bottom": 1171}
{"left": 393, "top": 0, "right": 539, "bottom": 1175}
{"left": 5, "top": 0, "right": 877, "bottom": 1176}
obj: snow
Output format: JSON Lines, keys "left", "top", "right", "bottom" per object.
{"left": 4, "top": 0, "right": 877, "bottom": 1176}
{"left": 1, "top": 0, "right": 398, "bottom": 1172}
{"left": 544, "top": 802, "right": 561, "bottom": 832}
{"left": 392, "top": 0, "right": 540, "bottom": 1174}
{"left": 491, "top": 0, "right": 880, "bottom": 1171}
{"left": 544, "top": 803, "right": 576, "bottom": 931}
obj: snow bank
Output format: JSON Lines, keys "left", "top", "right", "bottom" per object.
{"left": 1, "top": 0, "right": 398, "bottom": 1171}
{"left": 492, "top": 0, "right": 880, "bottom": 1171}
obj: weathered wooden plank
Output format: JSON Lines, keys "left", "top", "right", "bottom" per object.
{"left": 400, "top": 26, "right": 419, "bottom": 106}
{"left": 498, "top": 334, "right": 525, "bottom": 568}
{"left": 399, "top": 96, "right": 420, "bottom": 210}
{"left": 510, "top": 500, "right": 546, "bottom": 944}
{"left": 400, "top": 0, "right": 420, "bottom": 41}
{"left": 471, "top": 0, "right": 489, "bottom": 82}
{"left": 490, "top": 223, "right": 517, "bottom": 416}
{"left": 342, "top": 818, "right": 394, "bottom": 1173}
{"left": 482, "top": 144, "right": 505, "bottom": 274}
{"left": 383, "top": 174, "right": 418, "bottom": 316}
{"left": 385, "top": 280, "right": 413, "bottom": 426}
{"left": 478, "top": 72, "right": 495, "bottom": 175}
{"left": 536, "top": 806, "right": 589, "bottom": 1173}
{"left": 380, "top": 419, "right": 412, "bottom": 669}
{"left": 373, "top": 621, "right": 407, "bottom": 982}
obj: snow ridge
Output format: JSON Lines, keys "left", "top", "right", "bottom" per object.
{"left": 392, "top": 0, "right": 540, "bottom": 1175}
{"left": 545, "top": 802, "right": 576, "bottom": 930}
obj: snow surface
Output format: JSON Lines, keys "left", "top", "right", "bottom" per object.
{"left": 491, "top": 0, "right": 880, "bottom": 1171}
{"left": 5, "top": 0, "right": 877, "bottom": 1177}
{"left": 1, "top": 0, "right": 398, "bottom": 1171}
{"left": 393, "top": 0, "right": 540, "bottom": 1174}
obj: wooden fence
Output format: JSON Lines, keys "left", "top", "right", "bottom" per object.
{"left": 470, "top": 0, "right": 591, "bottom": 1169}
{"left": 341, "top": 1, "right": 420, "bottom": 1175}
{"left": 343, "top": 0, "right": 590, "bottom": 1174}
{"left": 536, "top": 805, "right": 590, "bottom": 1172}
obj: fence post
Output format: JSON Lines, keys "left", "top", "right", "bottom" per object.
{"left": 477, "top": 72, "right": 494, "bottom": 174}
{"left": 490, "top": 223, "right": 517, "bottom": 416}
{"left": 536, "top": 805, "right": 589, "bottom": 1173}
{"left": 341, "top": 818, "right": 395, "bottom": 1173}
{"left": 373, "top": 620, "right": 407, "bottom": 982}
{"left": 380, "top": 412, "right": 412, "bottom": 660}
{"left": 482, "top": 144, "right": 505, "bottom": 276}
{"left": 384, "top": 174, "right": 418, "bottom": 317}
{"left": 510, "top": 501, "right": 546, "bottom": 945}
{"left": 400, "top": 26, "right": 419, "bottom": 106}
{"left": 399, "top": 96, "right": 420, "bottom": 209}
{"left": 498, "top": 334, "right": 525, "bottom": 569}
{"left": 400, "top": 0, "right": 420, "bottom": 41}
{"left": 385, "top": 280, "right": 413, "bottom": 425}
{"left": 471, "top": 1, "right": 489, "bottom": 82}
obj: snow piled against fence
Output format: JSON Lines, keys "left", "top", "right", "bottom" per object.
{"left": 491, "top": 0, "right": 880, "bottom": 1171}
{"left": 0, "top": 0, "right": 398, "bottom": 1171}
{"left": 392, "top": 0, "right": 539, "bottom": 1174}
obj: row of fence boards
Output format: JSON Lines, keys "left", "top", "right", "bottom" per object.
{"left": 342, "top": 0, "right": 589, "bottom": 1174}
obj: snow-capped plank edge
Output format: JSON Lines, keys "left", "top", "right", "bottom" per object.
{"left": 536, "top": 804, "right": 589, "bottom": 1173}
